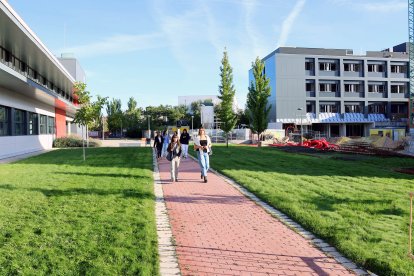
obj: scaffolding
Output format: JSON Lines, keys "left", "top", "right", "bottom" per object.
{"left": 409, "top": 0, "right": 414, "bottom": 134}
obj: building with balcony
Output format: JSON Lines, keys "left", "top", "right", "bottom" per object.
{"left": 252, "top": 43, "right": 409, "bottom": 137}
{"left": 0, "top": 0, "right": 83, "bottom": 159}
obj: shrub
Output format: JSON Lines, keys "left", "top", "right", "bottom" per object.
{"left": 53, "top": 135, "right": 101, "bottom": 148}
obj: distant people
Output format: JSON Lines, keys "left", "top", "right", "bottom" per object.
{"left": 153, "top": 131, "right": 163, "bottom": 159}
{"left": 167, "top": 134, "right": 182, "bottom": 182}
{"left": 180, "top": 129, "right": 190, "bottom": 158}
{"left": 194, "top": 127, "right": 212, "bottom": 183}
{"left": 162, "top": 130, "right": 170, "bottom": 157}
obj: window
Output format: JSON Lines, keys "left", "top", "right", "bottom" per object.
{"left": 47, "top": 116, "right": 55, "bottom": 134}
{"left": 319, "top": 83, "right": 337, "bottom": 92}
{"left": 391, "top": 65, "right": 407, "bottom": 73}
{"left": 320, "top": 104, "right": 338, "bottom": 113}
{"left": 319, "top": 62, "right": 337, "bottom": 71}
{"left": 391, "top": 104, "right": 406, "bottom": 114}
{"left": 369, "top": 104, "right": 386, "bottom": 114}
{"left": 40, "top": 115, "right": 47, "bottom": 134}
{"left": 14, "top": 109, "right": 26, "bottom": 136}
{"left": 306, "top": 103, "right": 314, "bottom": 113}
{"left": 368, "top": 84, "right": 385, "bottom": 93}
{"left": 306, "top": 83, "right": 315, "bottom": 92}
{"left": 344, "top": 63, "right": 360, "bottom": 72}
{"left": 368, "top": 64, "right": 384, "bottom": 72}
{"left": 344, "top": 84, "right": 360, "bottom": 92}
{"left": 28, "top": 113, "right": 39, "bottom": 135}
{"left": 0, "top": 105, "right": 10, "bottom": 136}
{"left": 391, "top": 84, "right": 406, "bottom": 94}
{"left": 305, "top": 61, "right": 314, "bottom": 70}
{"left": 345, "top": 105, "right": 362, "bottom": 113}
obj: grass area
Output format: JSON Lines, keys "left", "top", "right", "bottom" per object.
{"left": 192, "top": 145, "right": 414, "bottom": 275}
{"left": 0, "top": 148, "right": 158, "bottom": 275}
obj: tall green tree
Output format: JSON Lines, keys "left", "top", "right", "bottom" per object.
{"left": 217, "top": 50, "right": 237, "bottom": 147}
{"left": 106, "top": 99, "right": 123, "bottom": 136}
{"left": 73, "top": 82, "right": 107, "bottom": 160}
{"left": 246, "top": 57, "right": 271, "bottom": 142}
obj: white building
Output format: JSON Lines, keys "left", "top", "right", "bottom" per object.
{"left": 0, "top": 0, "right": 82, "bottom": 159}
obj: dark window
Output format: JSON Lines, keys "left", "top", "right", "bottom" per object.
{"left": 306, "top": 83, "right": 314, "bottom": 92}
{"left": 305, "top": 62, "right": 314, "bottom": 70}
{"left": 14, "top": 109, "right": 26, "bottom": 135}
{"left": 29, "top": 113, "right": 39, "bottom": 135}
{"left": 345, "top": 105, "right": 362, "bottom": 113}
{"left": 320, "top": 104, "right": 338, "bottom": 113}
{"left": 47, "top": 116, "right": 55, "bottom": 134}
{"left": 369, "top": 104, "right": 386, "bottom": 113}
{"left": 0, "top": 105, "right": 10, "bottom": 136}
{"left": 40, "top": 115, "right": 47, "bottom": 134}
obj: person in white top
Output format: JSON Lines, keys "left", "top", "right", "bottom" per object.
{"left": 193, "top": 127, "right": 212, "bottom": 183}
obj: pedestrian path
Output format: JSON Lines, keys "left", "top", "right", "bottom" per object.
{"left": 157, "top": 157, "right": 356, "bottom": 275}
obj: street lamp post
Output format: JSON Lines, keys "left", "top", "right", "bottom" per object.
{"left": 147, "top": 115, "right": 150, "bottom": 138}
{"left": 191, "top": 115, "right": 194, "bottom": 133}
{"left": 297, "top": 108, "right": 303, "bottom": 146}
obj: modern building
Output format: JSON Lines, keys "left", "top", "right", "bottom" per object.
{"left": 0, "top": 0, "right": 81, "bottom": 159}
{"left": 254, "top": 43, "right": 409, "bottom": 137}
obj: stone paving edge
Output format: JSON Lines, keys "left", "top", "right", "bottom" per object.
{"left": 153, "top": 150, "right": 181, "bottom": 276}
{"left": 188, "top": 154, "right": 377, "bottom": 276}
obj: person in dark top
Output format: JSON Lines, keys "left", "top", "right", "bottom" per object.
{"left": 153, "top": 131, "right": 164, "bottom": 159}
{"left": 179, "top": 129, "right": 190, "bottom": 158}
{"left": 167, "top": 134, "right": 182, "bottom": 182}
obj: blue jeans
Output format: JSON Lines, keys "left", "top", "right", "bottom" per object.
{"left": 197, "top": 151, "right": 210, "bottom": 177}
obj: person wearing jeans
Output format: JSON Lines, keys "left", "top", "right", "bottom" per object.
{"left": 193, "top": 127, "right": 212, "bottom": 183}
{"left": 161, "top": 130, "right": 170, "bottom": 158}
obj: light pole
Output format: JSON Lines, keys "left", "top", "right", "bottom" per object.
{"left": 147, "top": 115, "right": 150, "bottom": 138}
{"left": 297, "top": 108, "right": 303, "bottom": 146}
{"left": 191, "top": 115, "right": 194, "bottom": 133}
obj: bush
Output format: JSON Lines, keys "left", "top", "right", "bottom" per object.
{"left": 53, "top": 136, "right": 101, "bottom": 148}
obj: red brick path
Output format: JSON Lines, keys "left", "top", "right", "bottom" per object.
{"left": 158, "top": 158, "right": 354, "bottom": 276}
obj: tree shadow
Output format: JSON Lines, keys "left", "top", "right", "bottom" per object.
{"left": 165, "top": 194, "right": 246, "bottom": 205}
{"left": 0, "top": 184, "right": 154, "bottom": 199}
{"left": 54, "top": 172, "right": 148, "bottom": 179}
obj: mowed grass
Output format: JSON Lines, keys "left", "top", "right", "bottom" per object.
{"left": 196, "top": 145, "right": 414, "bottom": 275}
{"left": 0, "top": 148, "right": 158, "bottom": 275}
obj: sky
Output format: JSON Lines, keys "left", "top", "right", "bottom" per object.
{"left": 7, "top": 0, "right": 408, "bottom": 110}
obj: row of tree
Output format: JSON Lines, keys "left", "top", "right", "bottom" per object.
{"left": 73, "top": 51, "right": 270, "bottom": 144}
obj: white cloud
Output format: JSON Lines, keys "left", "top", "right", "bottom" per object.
{"left": 58, "top": 33, "right": 164, "bottom": 58}
{"left": 277, "top": 0, "right": 306, "bottom": 48}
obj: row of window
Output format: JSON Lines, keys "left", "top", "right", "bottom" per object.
{"left": 0, "top": 105, "right": 55, "bottom": 136}
{"left": 306, "top": 103, "right": 406, "bottom": 114}
{"left": 0, "top": 46, "right": 75, "bottom": 104}
{"left": 305, "top": 60, "right": 407, "bottom": 74}
{"left": 306, "top": 82, "right": 407, "bottom": 93}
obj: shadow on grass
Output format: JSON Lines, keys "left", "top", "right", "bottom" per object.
{"left": 207, "top": 146, "right": 414, "bottom": 180}
{"left": 304, "top": 195, "right": 405, "bottom": 216}
{"left": 55, "top": 171, "right": 149, "bottom": 179}
{"left": 0, "top": 184, "right": 154, "bottom": 199}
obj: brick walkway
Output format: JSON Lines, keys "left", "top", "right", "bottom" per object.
{"left": 158, "top": 157, "right": 355, "bottom": 276}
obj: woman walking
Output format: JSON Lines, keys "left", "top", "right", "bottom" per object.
{"left": 153, "top": 131, "right": 163, "bottom": 159}
{"left": 167, "top": 134, "right": 182, "bottom": 182}
{"left": 194, "top": 127, "right": 212, "bottom": 183}
{"left": 161, "top": 130, "right": 170, "bottom": 158}
{"left": 179, "top": 128, "right": 190, "bottom": 158}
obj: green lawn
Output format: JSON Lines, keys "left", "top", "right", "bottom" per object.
{"left": 194, "top": 145, "right": 414, "bottom": 275}
{"left": 0, "top": 148, "right": 158, "bottom": 275}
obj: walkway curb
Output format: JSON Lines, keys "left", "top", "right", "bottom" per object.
{"left": 189, "top": 154, "right": 375, "bottom": 276}
{"left": 153, "top": 150, "right": 181, "bottom": 276}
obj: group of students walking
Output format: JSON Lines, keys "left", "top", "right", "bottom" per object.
{"left": 153, "top": 127, "right": 212, "bottom": 183}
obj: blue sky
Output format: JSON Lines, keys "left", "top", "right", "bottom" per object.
{"left": 8, "top": 0, "right": 408, "bottom": 109}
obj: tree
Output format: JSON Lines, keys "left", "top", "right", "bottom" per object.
{"left": 246, "top": 57, "right": 271, "bottom": 142}
{"left": 217, "top": 50, "right": 237, "bottom": 147}
{"left": 125, "top": 97, "right": 142, "bottom": 137}
{"left": 106, "top": 99, "right": 123, "bottom": 136}
{"left": 73, "top": 82, "right": 107, "bottom": 160}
